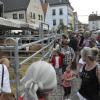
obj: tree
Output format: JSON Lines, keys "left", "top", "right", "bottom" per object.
{"left": 57, "top": 22, "right": 67, "bottom": 34}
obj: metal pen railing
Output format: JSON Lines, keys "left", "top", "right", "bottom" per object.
{"left": 0, "top": 32, "right": 63, "bottom": 100}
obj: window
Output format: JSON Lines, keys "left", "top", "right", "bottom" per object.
{"left": 59, "top": 19, "right": 63, "bottom": 25}
{"left": 41, "top": 15, "right": 43, "bottom": 20}
{"left": 59, "top": 9, "right": 63, "bottom": 15}
{"left": 19, "top": 14, "right": 24, "bottom": 19}
{"left": 38, "top": 14, "right": 41, "bottom": 20}
{"left": 13, "top": 13, "right": 17, "bottom": 19}
{"left": 33, "top": 13, "right": 35, "bottom": 19}
{"left": 52, "top": 9, "right": 56, "bottom": 15}
{"left": 30, "top": 12, "right": 32, "bottom": 18}
{"left": 53, "top": 19, "right": 56, "bottom": 26}
{"left": 92, "top": 26, "right": 95, "bottom": 30}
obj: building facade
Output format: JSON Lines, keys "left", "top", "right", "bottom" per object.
{"left": 0, "top": 0, "right": 44, "bottom": 29}
{"left": 41, "top": 0, "right": 73, "bottom": 30}
{"left": 89, "top": 13, "right": 100, "bottom": 31}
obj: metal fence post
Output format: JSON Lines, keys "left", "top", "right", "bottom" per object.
{"left": 39, "top": 23, "right": 45, "bottom": 56}
{"left": 14, "top": 38, "right": 20, "bottom": 100}
{"left": 4, "top": 37, "right": 20, "bottom": 100}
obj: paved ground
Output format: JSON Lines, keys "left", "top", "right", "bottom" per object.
{"left": 48, "top": 73, "right": 81, "bottom": 100}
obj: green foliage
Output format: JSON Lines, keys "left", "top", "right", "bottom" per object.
{"left": 57, "top": 22, "right": 67, "bottom": 34}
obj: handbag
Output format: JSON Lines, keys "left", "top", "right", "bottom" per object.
{"left": 0, "top": 64, "right": 16, "bottom": 100}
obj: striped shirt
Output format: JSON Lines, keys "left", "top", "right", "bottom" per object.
{"left": 61, "top": 46, "right": 75, "bottom": 65}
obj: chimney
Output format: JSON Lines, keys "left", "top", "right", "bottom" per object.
{"left": 59, "top": 0, "right": 62, "bottom": 3}
{"left": 96, "top": 11, "right": 98, "bottom": 15}
{"left": 42, "top": 0, "right": 46, "bottom": 3}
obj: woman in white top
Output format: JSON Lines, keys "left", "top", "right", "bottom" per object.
{"left": 77, "top": 58, "right": 85, "bottom": 74}
{"left": 0, "top": 51, "right": 11, "bottom": 93}
{"left": 0, "top": 64, "right": 11, "bottom": 93}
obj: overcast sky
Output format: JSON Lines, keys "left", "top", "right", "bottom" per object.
{"left": 70, "top": 0, "right": 100, "bottom": 23}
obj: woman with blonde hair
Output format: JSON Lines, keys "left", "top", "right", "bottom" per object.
{"left": 0, "top": 50, "right": 10, "bottom": 68}
{"left": 77, "top": 47, "right": 100, "bottom": 100}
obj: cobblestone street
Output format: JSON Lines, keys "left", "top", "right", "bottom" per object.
{"left": 48, "top": 76, "right": 81, "bottom": 100}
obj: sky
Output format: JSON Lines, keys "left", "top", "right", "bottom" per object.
{"left": 70, "top": 0, "right": 100, "bottom": 24}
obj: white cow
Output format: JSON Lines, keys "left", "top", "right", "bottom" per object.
{"left": 20, "top": 61, "right": 57, "bottom": 100}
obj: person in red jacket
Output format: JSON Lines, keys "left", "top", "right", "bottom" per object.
{"left": 50, "top": 48, "right": 63, "bottom": 84}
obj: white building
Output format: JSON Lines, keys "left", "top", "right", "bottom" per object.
{"left": 89, "top": 14, "right": 100, "bottom": 31}
{"left": 0, "top": 0, "right": 44, "bottom": 29}
{"left": 41, "top": 0, "right": 73, "bottom": 30}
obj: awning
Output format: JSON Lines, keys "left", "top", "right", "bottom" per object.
{"left": 9, "top": 19, "right": 39, "bottom": 30}
{"left": 0, "top": 17, "right": 20, "bottom": 29}
{"left": 0, "top": 18, "right": 44, "bottom": 31}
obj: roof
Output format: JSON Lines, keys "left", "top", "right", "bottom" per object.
{"left": 41, "top": 3, "right": 48, "bottom": 15}
{"left": 0, "top": 0, "right": 30, "bottom": 12}
{"left": 0, "top": 1, "right": 3, "bottom": 5}
{"left": 41, "top": 0, "right": 74, "bottom": 10}
{"left": 89, "top": 14, "right": 100, "bottom": 21}
{"left": 41, "top": 0, "right": 70, "bottom": 5}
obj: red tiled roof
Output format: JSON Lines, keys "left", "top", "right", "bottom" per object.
{"left": 41, "top": 3, "right": 48, "bottom": 15}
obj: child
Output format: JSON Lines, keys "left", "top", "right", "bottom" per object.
{"left": 62, "top": 66, "right": 76, "bottom": 100}
{"left": 50, "top": 48, "right": 63, "bottom": 83}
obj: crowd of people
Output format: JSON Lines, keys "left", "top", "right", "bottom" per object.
{"left": 50, "top": 31, "right": 100, "bottom": 100}
{"left": 0, "top": 31, "right": 100, "bottom": 100}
